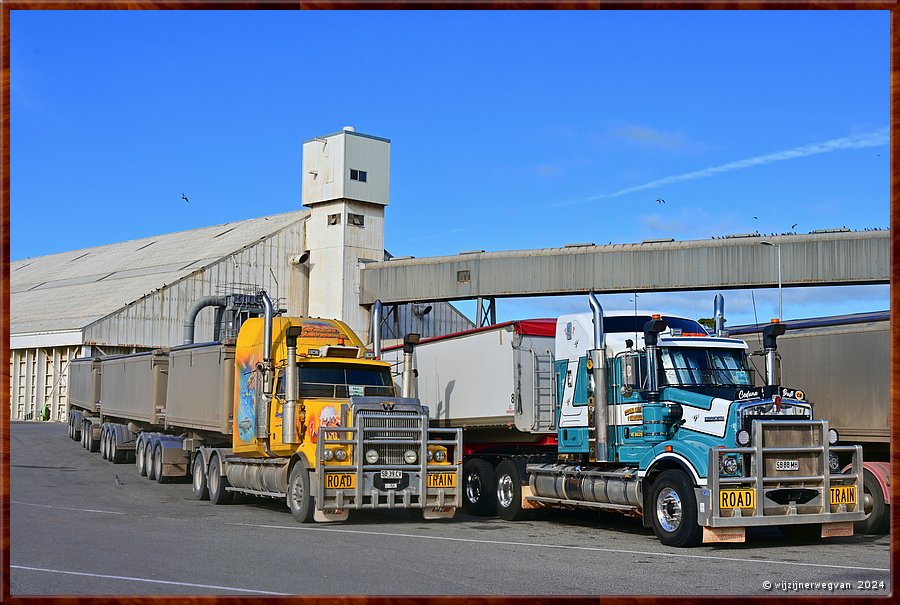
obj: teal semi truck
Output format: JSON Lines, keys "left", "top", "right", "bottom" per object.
{"left": 381, "top": 293, "right": 866, "bottom": 546}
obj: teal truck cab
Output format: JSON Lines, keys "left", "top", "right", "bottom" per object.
{"left": 522, "top": 293, "right": 865, "bottom": 546}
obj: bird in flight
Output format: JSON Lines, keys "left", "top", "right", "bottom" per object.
{"left": 182, "top": 193, "right": 190, "bottom": 203}
{"left": 656, "top": 198, "right": 666, "bottom": 204}
{"left": 791, "top": 223, "right": 798, "bottom": 229}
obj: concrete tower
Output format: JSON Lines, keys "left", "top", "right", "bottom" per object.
{"left": 301, "top": 127, "right": 390, "bottom": 341}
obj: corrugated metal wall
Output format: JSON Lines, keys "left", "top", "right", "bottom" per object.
{"left": 82, "top": 221, "right": 307, "bottom": 347}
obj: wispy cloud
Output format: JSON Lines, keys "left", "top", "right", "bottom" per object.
{"left": 556, "top": 127, "right": 889, "bottom": 206}
{"left": 610, "top": 123, "right": 701, "bottom": 152}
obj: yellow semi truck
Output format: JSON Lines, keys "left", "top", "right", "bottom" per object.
{"left": 67, "top": 291, "right": 462, "bottom": 521}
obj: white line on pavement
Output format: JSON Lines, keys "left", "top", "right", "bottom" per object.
{"left": 11, "top": 501, "right": 125, "bottom": 515}
{"left": 227, "top": 521, "right": 889, "bottom": 573}
{"left": 10, "top": 565, "right": 291, "bottom": 596}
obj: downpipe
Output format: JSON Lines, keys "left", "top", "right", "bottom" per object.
{"left": 588, "top": 291, "right": 609, "bottom": 462}
{"left": 183, "top": 296, "right": 228, "bottom": 344}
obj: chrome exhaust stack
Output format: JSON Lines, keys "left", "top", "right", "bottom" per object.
{"left": 714, "top": 293, "right": 726, "bottom": 337}
{"left": 401, "top": 333, "right": 420, "bottom": 398}
{"left": 762, "top": 320, "right": 787, "bottom": 387}
{"left": 256, "top": 290, "right": 275, "bottom": 440}
{"left": 282, "top": 326, "right": 302, "bottom": 444}
{"left": 373, "top": 300, "right": 383, "bottom": 359}
{"left": 588, "top": 291, "right": 609, "bottom": 462}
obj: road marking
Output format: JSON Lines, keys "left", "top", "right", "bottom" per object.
{"left": 10, "top": 565, "right": 290, "bottom": 596}
{"left": 11, "top": 501, "right": 125, "bottom": 516}
{"left": 227, "top": 521, "right": 890, "bottom": 573}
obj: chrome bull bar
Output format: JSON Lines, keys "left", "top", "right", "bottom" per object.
{"left": 701, "top": 420, "right": 865, "bottom": 528}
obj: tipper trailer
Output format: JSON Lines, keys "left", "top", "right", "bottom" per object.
{"left": 382, "top": 293, "right": 865, "bottom": 546}
{"left": 67, "top": 291, "right": 462, "bottom": 521}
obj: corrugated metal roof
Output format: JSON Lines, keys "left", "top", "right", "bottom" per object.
{"left": 11, "top": 210, "right": 309, "bottom": 335}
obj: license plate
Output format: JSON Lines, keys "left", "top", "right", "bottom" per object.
{"left": 426, "top": 473, "right": 457, "bottom": 488}
{"left": 830, "top": 485, "right": 856, "bottom": 506}
{"left": 324, "top": 473, "right": 355, "bottom": 489}
{"left": 719, "top": 489, "right": 755, "bottom": 509}
{"left": 380, "top": 469, "right": 403, "bottom": 480}
{"left": 775, "top": 460, "right": 799, "bottom": 471}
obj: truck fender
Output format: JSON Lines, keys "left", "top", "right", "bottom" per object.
{"left": 205, "top": 448, "right": 232, "bottom": 476}
{"left": 844, "top": 461, "right": 891, "bottom": 505}
{"left": 639, "top": 454, "right": 703, "bottom": 528}
{"left": 287, "top": 452, "right": 315, "bottom": 498}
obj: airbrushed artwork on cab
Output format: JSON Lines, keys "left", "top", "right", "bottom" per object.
{"left": 308, "top": 405, "right": 341, "bottom": 444}
{"left": 235, "top": 352, "right": 259, "bottom": 443}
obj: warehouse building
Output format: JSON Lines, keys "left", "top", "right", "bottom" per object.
{"left": 10, "top": 127, "right": 471, "bottom": 422}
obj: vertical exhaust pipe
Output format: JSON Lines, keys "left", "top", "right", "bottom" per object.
{"left": 373, "top": 300, "right": 383, "bottom": 359}
{"left": 642, "top": 315, "right": 668, "bottom": 444}
{"left": 401, "top": 333, "right": 420, "bottom": 398}
{"left": 714, "top": 293, "right": 726, "bottom": 337}
{"left": 762, "top": 320, "right": 787, "bottom": 387}
{"left": 256, "top": 290, "right": 275, "bottom": 440}
{"left": 588, "top": 291, "right": 609, "bottom": 462}
{"left": 282, "top": 326, "right": 302, "bottom": 444}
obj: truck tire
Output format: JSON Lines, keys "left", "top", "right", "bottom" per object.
{"left": 100, "top": 428, "right": 109, "bottom": 460}
{"left": 136, "top": 439, "right": 147, "bottom": 477}
{"left": 87, "top": 424, "right": 100, "bottom": 453}
{"left": 650, "top": 470, "right": 702, "bottom": 547}
{"left": 778, "top": 523, "right": 822, "bottom": 542}
{"left": 856, "top": 469, "right": 889, "bottom": 535}
{"left": 208, "top": 455, "right": 234, "bottom": 505}
{"left": 110, "top": 432, "right": 123, "bottom": 464}
{"left": 464, "top": 458, "right": 497, "bottom": 516}
{"left": 145, "top": 441, "right": 157, "bottom": 480}
{"left": 192, "top": 454, "right": 209, "bottom": 500}
{"left": 153, "top": 444, "right": 169, "bottom": 484}
{"left": 81, "top": 422, "right": 88, "bottom": 448}
{"left": 286, "top": 462, "right": 315, "bottom": 523}
{"left": 495, "top": 459, "right": 531, "bottom": 521}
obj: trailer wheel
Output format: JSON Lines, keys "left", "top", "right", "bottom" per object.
{"left": 153, "top": 444, "right": 168, "bottom": 484}
{"left": 856, "top": 469, "right": 889, "bottom": 535}
{"left": 495, "top": 460, "right": 531, "bottom": 521}
{"left": 778, "top": 523, "right": 822, "bottom": 542}
{"left": 464, "top": 458, "right": 497, "bottom": 516}
{"left": 100, "top": 428, "right": 109, "bottom": 460}
{"left": 110, "top": 432, "right": 125, "bottom": 464}
{"left": 81, "top": 421, "right": 88, "bottom": 448}
{"left": 145, "top": 441, "right": 157, "bottom": 480}
{"left": 136, "top": 439, "right": 147, "bottom": 476}
{"left": 207, "top": 455, "right": 234, "bottom": 505}
{"left": 650, "top": 470, "right": 702, "bottom": 547}
{"left": 87, "top": 424, "right": 100, "bottom": 453}
{"left": 192, "top": 454, "right": 209, "bottom": 501}
{"left": 286, "top": 462, "right": 315, "bottom": 523}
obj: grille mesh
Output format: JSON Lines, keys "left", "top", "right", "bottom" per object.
{"left": 358, "top": 410, "right": 421, "bottom": 464}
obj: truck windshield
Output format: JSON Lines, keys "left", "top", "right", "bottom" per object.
{"left": 659, "top": 347, "right": 751, "bottom": 387}
{"left": 297, "top": 363, "right": 394, "bottom": 398}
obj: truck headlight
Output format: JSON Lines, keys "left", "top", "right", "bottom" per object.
{"left": 366, "top": 449, "right": 379, "bottom": 464}
{"left": 335, "top": 448, "right": 348, "bottom": 462}
{"left": 427, "top": 450, "right": 433, "bottom": 462}
{"left": 736, "top": 430, "right": 751, "bottom": 447}
{"left": 323, "top": 449, "right": 334, "bottom": 462}
{"left": 719, "top": 455, "right": 739, "bottom": 476}
{"left": 404, "top": 449, "right": 418, "bottom": 464}
{"left": 434, "top": 449, "right": 446, "bottom": 463}
{"left": 828, "top": 429, "right": 839, "bottom": 445}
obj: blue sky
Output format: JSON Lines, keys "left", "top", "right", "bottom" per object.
{"left": 11, "top": 10, "right": 890, "bottom": 326}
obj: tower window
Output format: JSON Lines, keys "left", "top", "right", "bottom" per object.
{"left": 350, "top": 169, "right": 367, "bottom": 182}
{"left": 328, "top": 213, "right": 341, "bottom": 226}
{"left": 348, "top": 213, "right": 365, "bottom": 227}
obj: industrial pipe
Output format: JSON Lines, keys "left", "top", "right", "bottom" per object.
{"left": 373, "top": 300, "right": 383, "bottom": 359}
{"left": 714, "top": 293, "right": 726, "bottom": 337}
{"left": 762, "top": 320, "right": 787, "bottom": 386}
{"left": 282, "top": 326, "right": 302, "bottom": 444}
{"left": 182, "top": 296, "right": 227, "bottom": 344}
{"left": 401, "top": 333, "right": 420, "bottom": 398}
{"left": 588, "top": 291, "right": 609, "bottom": 462}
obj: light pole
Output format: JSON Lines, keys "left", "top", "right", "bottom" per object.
{"left": 760, "top": 241, "right": 782, "bottom": 320}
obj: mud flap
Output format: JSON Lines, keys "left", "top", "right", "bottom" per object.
{"left": 702, "top": 526, "right": 746, "bottom": 543}
{"left": 314, "top": 508, "right": 349, "bottom": 522}
{"left": 822, "top": 522, "right": 854, "bottom": 538}
{"left": 422, "top": 506, "right": 456, "bottom": 519}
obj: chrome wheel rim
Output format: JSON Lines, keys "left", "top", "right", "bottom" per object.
{"left": 656, "top": 487, "right": 683, "bottom": 533}
{"left": 154, "top": 448, "right": 162, "bottom": 478}
{"left": 193, "top": 459, "right": 204, "bottom": 493}
{"left": 466, "top": 472, "right": 482, "bottom": 504}
{"left": 290, "top": 473, "right": 304, "bottom": 511}
{"left": 497, "top": 474, "right": 514, "bottom": 509}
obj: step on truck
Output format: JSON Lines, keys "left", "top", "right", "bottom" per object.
{"left": 66, "top": 291, "right": 462, "bottom": 521}
{"left": 381, "top": 293, "right": 865, "bottom": 546}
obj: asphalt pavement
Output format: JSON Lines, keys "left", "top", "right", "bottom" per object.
{"left": 9, "top": 421, "right": 892, "bottom": 597}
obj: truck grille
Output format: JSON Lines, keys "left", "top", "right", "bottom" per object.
{"left": 760, "top": 423, "right": 822, "bottom": 478}
{"left": 357, "top": 410, "right": 422, "bottom": 465}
